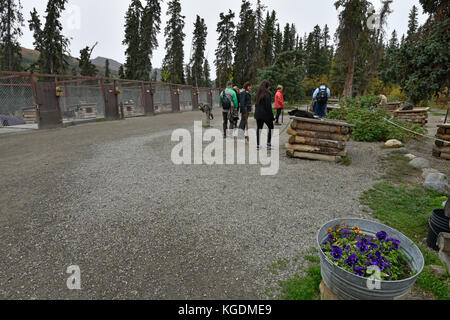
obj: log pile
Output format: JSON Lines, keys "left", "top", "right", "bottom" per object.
{"left": 22, "top": 107, "right": 37, "bottom": 124}
{"left": 286, "top": 117, "right": 354, "bottom": 162}
{"left": 380, "top": 102, "right": 402, "bottom": 115}
{"left": 433, "top": 124, "right": 450, "bottom": 160}
{"left": 394, "top": 108, "right": 429, "bottom": 127}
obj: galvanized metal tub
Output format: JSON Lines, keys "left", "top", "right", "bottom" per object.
{"left": 317, "top": 218, "right": 424, "bottom": 300}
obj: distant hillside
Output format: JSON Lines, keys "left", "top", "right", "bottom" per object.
{"left": 91, "top": 56, "right": 122, "bottom": 71}
{"left": 19, "top": 47, "right": 163, "bottom": 80}
{"left": 20, "top": 47, "right": 119, "bottom": 77}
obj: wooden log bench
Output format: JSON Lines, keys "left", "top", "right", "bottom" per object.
{"left": 433, "top": 124, "right": 450, "bottom": 160}
{"left": 286, "top": 117, "right": 354, "bottom": 162}
{"left": 394, "top": 108, "right": 429, "bottom": 127}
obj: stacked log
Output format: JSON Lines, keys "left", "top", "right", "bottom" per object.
{"left": 380, "top": 102, "right": 402, "bottom": 115}
{"left": 433, "top": 124, "right": 450, "bottom": 160}
{"left": 394, "top": 108, "right": 429, "bottom": 127}
{"left": 22, "top": 107, "right": 37, "bottom": 124}
{"left": 286, "top": 117, "right": 354, "bottom": 162}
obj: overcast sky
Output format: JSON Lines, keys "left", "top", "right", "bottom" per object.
{"left": 19, "top": 0, "right": 428, "bottom": 69}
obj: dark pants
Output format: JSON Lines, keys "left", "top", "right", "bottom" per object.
{"left": 275, "top": 109, "right": 283, "bottom": 123}
{"left": 314, "top": 102, "right": 327, "bottom": 118}
{"left": 256, "top": 120, "right": 274, "bottom": 146}
{"left": 238, "top": 112, "right": 249, "bottom": 135}
{"left": 223, "top": 110, "right": 235, "bottom": 136}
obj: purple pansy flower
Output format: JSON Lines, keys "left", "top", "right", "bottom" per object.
{"left": 354, "top": 266, "right": 367, "bottom": 277}
{"left": 345, "top": 254, "right": 359, "bottom": 268}
{"left": 356, "top": 238, "right": 370, "bottom": 254}
{"left": 377, "top": 231, "right": 388, "bottom": 242}
{"left": 331, "top": 246, "right": 343, "bottom": 261}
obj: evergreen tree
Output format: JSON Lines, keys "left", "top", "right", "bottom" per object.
{"left": 139, "top": 0, "right": 161, "bottom": 81}
{"left": 233, "top": 0, "right": 257, "bottom": 86}
{"left": 189, "top": 15, "right": 208, "bottom": 87}
{"left": 0, "top": 0, "right": 23, "bottom": 71}
{"left": 104, "top": 59, "right": 111, "bottom": 78}
{"left": 407, "top": 5, "right": 419, "bottom": 40}
{"left": 261, "top": 10, "right": 276, "bottom": 67}
{"left": 123, "top": 0, "right": 142, "bottom": 80}
{"left": 203, "top": 58, "right": 211, "bottom": 87}
{"left": 162, "top": 0, "right": 185, "bottom": 84}
{"left": 118, "top": 65, "right": 125, "bottom": 79}
{"left": 334, "top": 0, "right": 371, "bottom": 97}
{"left": 215, "top": 10, "right": 235, "bottom": 88}
{"left": 282, "top": 23, "right": 291, "bottom": 52}
{"left": 28, "top": 0, "right": 70, "bottom": 74}
{"left": 78, "top": 43, "right": 98, "bottom": 77}
{"left": 273, "top": 24, "right": 283, "bottom": 58}
{"left": 254, "top": 0, "right": 267, "bottom": 68}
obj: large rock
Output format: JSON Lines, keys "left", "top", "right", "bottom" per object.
{"left": 423, "top": 173, "right": 449, "bottom": 193}
{"left": 409, "top": 157, "right": 430, "bottom": 170}
{"left": 385, "top": 139, "right": 403, "bottom": 148}
{"left": 422, "top": 168, "right": 439, "bottom": 179}
{"left": 395, "top": 147, "right": 409, "bottom": 155}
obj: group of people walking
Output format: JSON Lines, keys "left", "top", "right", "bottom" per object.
{"left": 218, "top": 80, "right": 331, "bottom": 150}
{"left": 219, "top": 80, "right": 285, "bottom": 150}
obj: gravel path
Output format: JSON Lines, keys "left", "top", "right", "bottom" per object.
{"left": 0, "top": 110, "right": 389, "bottom": 299}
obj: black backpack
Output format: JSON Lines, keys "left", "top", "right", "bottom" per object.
{"left": 221, "top": 91, "right": 231, "bottom": 110}
{"left": 317, "top": 87, "right": 328, "bottom": 104}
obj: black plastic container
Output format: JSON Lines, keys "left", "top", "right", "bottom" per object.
{"left": 427, "top": 209, "right": 450, "bottom": 251}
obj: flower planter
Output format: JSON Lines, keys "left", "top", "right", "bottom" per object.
{"left": 317, "top": 218, "right": 424, "bottom": 300}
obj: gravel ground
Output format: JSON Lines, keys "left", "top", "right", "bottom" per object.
{"left": 0, "top": 109, "right": 390, "bottom": 300}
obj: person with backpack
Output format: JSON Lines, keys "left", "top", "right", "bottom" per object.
{"left": 254, "top": 80, "right": 275, "bottom": 150}
{"left": 274, "top": 85, "right": 284, "bottom": 126}
{"left": 238, "top": 82, "right": 252, "bottom": 140}
{"left": 313, "top": 83, "right": 331, "bottom": 119}
{"left": 219, "top": 81, "right": 239, "bottom": 138}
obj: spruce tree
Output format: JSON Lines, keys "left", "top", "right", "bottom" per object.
{"left": 273, "top": 24, "right": 283, "bottom": 58}
{"left": 282, "top": 23, "right": 291, "bottom": 52}
{"left": 104, "top": 59, "right": 111, "bottom": 78}
{"left": 203, "top": 59, "right": 211, "bottom": 87}
{"left": 162, "top": 0, "right": 186, "bottom": 84}
{"left": 0, "top": 0, "right": 23, "bottom": 71}
{"left": 407, "top": 5, "right": 419, "bottom": 40}
{"left": 139, "top": 0, "right": 161, "bottom": 81}
{"left": 189, "top": 15, "right": 208, "bottom": 87}
{"left": 334, "top": 0, "right": 371, "bottom": 97}
{"left": 214, "top": 10, "right": 235, "bottom": 88}
{"left": 233, "top": 0, "right": 257, "bottom": 86}
{"left": 79, "top": 43, "right": 98, "bottom": 77}
{"left": 118, "top": 65, "right": 125, "bottom": 79}
{"left": 123, "top": 0, "right": 142, "bottom": 80}
{"left": 28, "top": 0, "right": 70, "bottom": 74}
{"left": 261, "top": 10, "right": 276, "bottom": 67}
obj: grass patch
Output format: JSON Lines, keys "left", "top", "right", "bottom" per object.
{"left": 278, "top": 264, "right": 322, "bottom": 300}
{"left": 360, "top": 182, "right": 447, "bottom": 241}
{"left": 267, "top": 258, "right": 289, "bottom": 275}
{"left": 340, "top": 155, "right": 352, "bottom": 166}
{"left": 360, "top": 181, "right": 449, "bottom": 300}
{"left": 416, "top": 266, "right": 450, "bottom": 300}
{"left": 380, "top": 152, "right": 422, "bottom": 185}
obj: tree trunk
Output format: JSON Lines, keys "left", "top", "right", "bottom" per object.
{"left": 344, "top": 54, "right": 356, "bottom": 97}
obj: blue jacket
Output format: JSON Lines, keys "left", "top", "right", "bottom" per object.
{"left": 313, "top": 86, "right": 331, "bottom": 100}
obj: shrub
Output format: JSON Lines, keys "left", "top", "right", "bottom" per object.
{"left": 328, "top": 106, "right": 426, "bottom": 142}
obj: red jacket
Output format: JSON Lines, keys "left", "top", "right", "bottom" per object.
{"left": 275, "top": 90, "right": 284, "bottom": 109}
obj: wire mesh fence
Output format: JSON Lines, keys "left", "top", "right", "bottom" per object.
{"left": 152, "top": 82, "right": 172, "bottom": 114}
{"left": 0, "top": 71, "right": 222, "bottom": 128}
{"left": 58, "top": 77, "right": 105, "bottom": 121}
{"left": 0, "top": 74, "right": 36, "bottom": 123}
{"left": 179, "top": 86, "right": 193, "bottom": 112}
{"left": 117, "top": 80, "right": 144, "bottom": 117}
